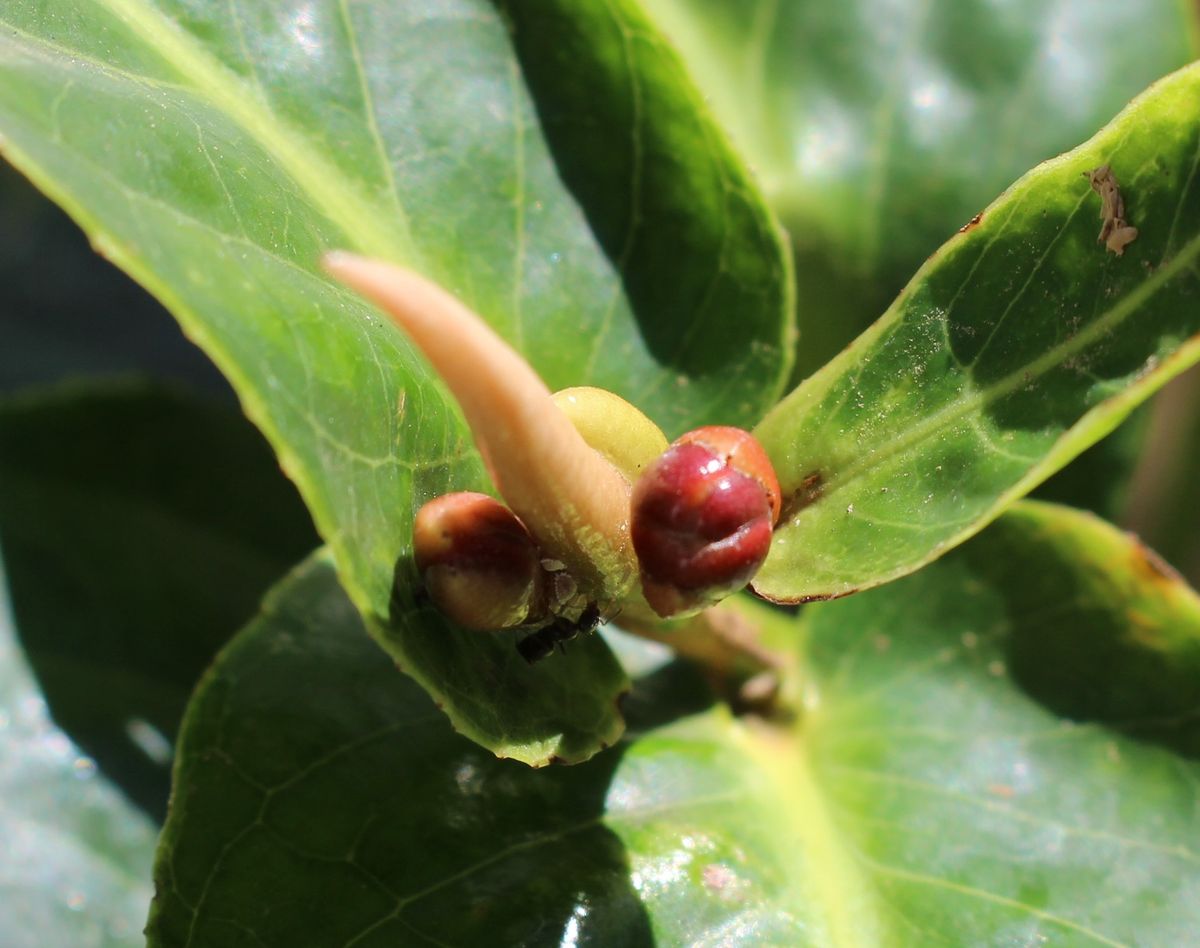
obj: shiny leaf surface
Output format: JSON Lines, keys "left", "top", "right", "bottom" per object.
{"left": 149, "top": 505, "right": 1200, "bottom": 944}
{"left": 0, "top": 564, "right": 156, "bottom": 948}
{"left": 753, "top": 63, "right": 1200, "bottom": 601}
{"left": 0, "top": 0, "right": 791, "bottom": 761}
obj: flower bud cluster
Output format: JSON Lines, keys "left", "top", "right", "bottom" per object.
{"left": 322, "top": 255, "right": 781, "bottom": 659}
{"left": 412, "top": 419, "right": 781, "bottom": 654}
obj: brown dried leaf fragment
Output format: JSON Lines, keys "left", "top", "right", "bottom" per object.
{"left": 1085, "top": 165, "right": 1139, "bottom": 256}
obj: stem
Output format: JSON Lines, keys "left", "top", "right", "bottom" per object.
{"left": 324, "top": 254, "right": 637, "bottom": 606}
{"left": 618, "top": 599, "right": 791, "bottom": 716}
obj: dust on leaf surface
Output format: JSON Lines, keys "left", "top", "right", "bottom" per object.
{"left": 753, "top": 62, "right": 1200, "bottom": 602}
{"left": 644, "top": 0, "right": 1197, "bottom": 378}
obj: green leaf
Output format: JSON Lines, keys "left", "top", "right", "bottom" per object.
{"left": 0, "top": 561, "right": 157, "bottom": 948}
{"left": 644, "top": 0, "right": 1198, "bottom": 378}
{"left": 0, "top": 381, "right": 319, "bottom": 819}
{"left": 146, "top": 552, "right": 670, "bottom": 946}
{"left": 753, "top": 62, "right": 1200, "bottom": 602}
{"left": 1031, "top": 400, "right": 1151, "bottom": 521}
{"left": 150, "top": 504, "right": 1200, "bottom": 945}
{"left": 495, "top": 1, "right": 795, "bottom": 415}
{"left": 0, "top": 1, "right": 790, "bottom": 761}
{"left": 965, "top": 499, "right": 1200, "bottom": 754}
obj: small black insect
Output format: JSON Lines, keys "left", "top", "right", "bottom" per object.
{"left": 517, "top": 602, "right": 603, "bottom": 664}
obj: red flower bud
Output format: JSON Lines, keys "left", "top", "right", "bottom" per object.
{"left": 631, "top": 427, "right": 779, "bottom": 618}
{"left": 674, "top": 426, "right": 781, "bottom": 526}
{"left": 413, "top": 492, "right": 545, "bottom": 631}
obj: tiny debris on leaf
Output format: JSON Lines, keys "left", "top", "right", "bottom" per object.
{"left": 1084, "top": 165, "right": 1138, "bottom": 256}
{"left": 958, "top": 211, "right": 983, "bottom": 233}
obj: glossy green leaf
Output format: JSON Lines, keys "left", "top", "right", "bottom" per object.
{"left": 145, "top": 553, "right": 672, "bottom": 946}
{"left": 0, "top": 560, "right": 157, "bottom": 948}
{"left": 964, "top": 500, "right": 1200, "bottom": 755}
{"left": 0, "top": 1, "right": 791, "bottom": 761}
{"left": 753, "top": 62, "right": 1200, "bottom": 602}
{"left": 0, "top": 381, "right": 319, "bottom": 819}
{"left": 150, "top": 505, "right": 1200, "bottom": 945}
{"left": 644, "top": 0, "right": 1198, "bottom": 378}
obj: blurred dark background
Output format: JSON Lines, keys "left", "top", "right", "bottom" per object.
{"left": 0, "top": 162, "right": 230, "bottom": 396}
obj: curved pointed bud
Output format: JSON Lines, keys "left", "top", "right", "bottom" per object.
{"left": 323, "top": 254, "right": 636, "bottom": 605}
{"left": 413, "top": 492, "right": 545, "bottom": 631}
{"left": 632, "top": 426, "right": 780, "bottom": 618}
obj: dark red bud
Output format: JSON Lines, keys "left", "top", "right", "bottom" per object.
{"left": 674, "top": 426, "right": 781, "bottom": 525}
{"left": 413, "top": 492, "right": 545, "bottom": 631}
{"left": 631, "top": 428, "right": 778, "bottom": 618}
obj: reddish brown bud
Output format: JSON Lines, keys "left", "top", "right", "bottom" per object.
{"left": 631, "top": 427, "right": 779, "bottom": 618}
{"left": 674, "top": 426, "right": 781, "bottom": 525}
{"left": 413, "top": 492, "right": 545, "bottom": 631}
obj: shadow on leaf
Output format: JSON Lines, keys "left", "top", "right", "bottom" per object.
{"left": 0, "top": 383, "right": 319, "bottom": 821}
{"left": 964, "top": 503, "right": 1200, "bottom": 761}
{"left": 148, "top": 553, "right": 718, "bottom": 946}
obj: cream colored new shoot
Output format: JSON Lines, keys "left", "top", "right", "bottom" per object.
{"left": 322, "top": 253, "right": 658, "bottom": 611}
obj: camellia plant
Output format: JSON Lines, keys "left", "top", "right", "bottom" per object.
{"left": 1, "top": 0, "right": 1200, "bottom": 945}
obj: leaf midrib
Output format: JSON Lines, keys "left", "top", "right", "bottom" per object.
{"left": 88, "top": 0, "right": 414, "bottom": 262}
{"left": 805, "top": 229, "right": 1200, "bottom": 507}
{"left": 731, "top": 718, "right": 881, "bottom": 947}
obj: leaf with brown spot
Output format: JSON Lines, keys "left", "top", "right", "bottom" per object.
{"left": 753, "top": 63, "right": 1200, "bottom": 603}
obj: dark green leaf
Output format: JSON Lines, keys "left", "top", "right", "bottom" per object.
{"left": 645, "top": 0, "right": 1197, "bottom": 378}
{"left": 150, "top": 505, "right": 1200, "bottom": 945}
{"left": 753, "top": 62, "right": 1200, "bottom": 601}
{"left": 0, "top": 0, "right": 792, "bottom": 761}
{"left": 0, "top": 381, "right": 319, "bottom": 819}
{"left": 496, "top": 0, "right": 794, "bottom": 426}
{"left": 147, "top": 553, "right": 677, "bottom": 946}
{"left": 965, "top": 499, "right": 1200, "bottom": 755}
{"left": 0, "top": 567, "right": 156, "bottom": 948}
